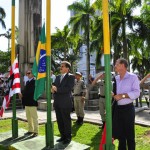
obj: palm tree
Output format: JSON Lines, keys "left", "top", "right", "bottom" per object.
{"left": 52, "top": 25, "right": 73, "bottom": 60}
{"left": 0, "top": 27, "right": 19, "bottom": 51}
{"left": 0, "top": 29, "right": 11, "bottom": 51}
{"left": 90, "top": 0, "right": 142, "bottom": 68}
{"left": 110, "top": 0, "right": 142, "bottom": 61}
{"left": 130, "top": 1, "right": 150, "bottom": 75}
{"left": 0, "top": 50, "right": 10, "bottom": 73}
{"left": 51, "top": 25, "right": 81, "bottom": 72}
{"left": 90, "top": 14, "right": 104, "bottom": 69}
{"left": 139, "top": 2, "right": 150, "bottom": 47}
{"left": 128, "top": 31, "right": 148, "bottom": 76}
{"left": 90, "top": 0, "right": 104, "bottom": 69}
{"left": 68, "top": 0, "right": 95, "bottom": 83}
{"left": 0, "top": 7, "right": 6, "bottom": 29}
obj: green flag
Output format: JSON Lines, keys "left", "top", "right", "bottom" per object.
{"left": 32, "top": 24, "right": 46, "bottom": 101}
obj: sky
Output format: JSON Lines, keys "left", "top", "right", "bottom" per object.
{"left": 0, "top": 0, "right": 76, "bottom": 52}
{"left": 0, "top": 0, "right": 140, "bottom": 52}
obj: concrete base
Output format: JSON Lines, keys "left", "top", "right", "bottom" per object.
{"left": 38, "top": 99, "right": 54, "bottom": 111}
{"left": 0, "top": 129, "right": 90, "bottom": 150}
{"left": 135, "top": 106, "right": 149, "bottom": 113}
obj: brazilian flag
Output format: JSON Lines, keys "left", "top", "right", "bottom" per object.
{"left": 32, "top": 24, "right": 46, "bottom": 101}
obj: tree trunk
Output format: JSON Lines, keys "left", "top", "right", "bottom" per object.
{"left": 64, "top": 46, "right": 67, "bottom": 60}
{"left": 122, "top": 19, "right": 128, "bottom": 60}
{"left": 86, "top": 15, "right": 90, "bottom": 84}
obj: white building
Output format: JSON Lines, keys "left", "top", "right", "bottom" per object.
{"left": 77, "top": 44, "right": 96, "bottom": 83}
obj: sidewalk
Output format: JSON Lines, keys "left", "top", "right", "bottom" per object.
{"left": 1, "top": 106, "right": 150, "bottom": 127}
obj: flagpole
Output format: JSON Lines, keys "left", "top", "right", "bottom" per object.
{"left": 45, "top": 0, "right": 54, "bottom": 148}
{"left": 102, "top": 0, "right": 114, "bottom": 149}
{"left": 11, "top": 0, "right": 18, "bottom": 138}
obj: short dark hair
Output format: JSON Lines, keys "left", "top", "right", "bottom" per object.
{"left": 117, "top": 58, "right": 128, "bottom": 68}
{"left": 61, "top": 61, "right": 71, "bottom": 69}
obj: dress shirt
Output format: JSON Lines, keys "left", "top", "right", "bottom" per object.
{"left": 116, "top": 72, "right": 140, "bottom": 105}
{"left": 24, "top": 75, "right": 29, "bottom": 86}
{"left": 60, "top": 73, "right": 66, "bottom": 82}
{"left": 27, "top": 77, "right": 34, "bottom": 83}
{"left": 51, "top": 74, "right": 56, "bottom": 83}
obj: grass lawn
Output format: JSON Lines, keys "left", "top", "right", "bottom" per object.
{"left": 0, "top": 119, "right": 150, "bottom": 150}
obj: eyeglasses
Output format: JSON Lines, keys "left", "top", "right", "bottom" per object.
{"left": 27, "top": 72, "right": 31, "bottom": 75}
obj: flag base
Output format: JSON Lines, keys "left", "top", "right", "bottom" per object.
{"left": 45, "top": 122, "right": 54, "bottom": 148}
{"left": 12, "top": 118, "right": 18, "bottom": 139}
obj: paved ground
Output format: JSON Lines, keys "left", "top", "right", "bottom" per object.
{"left": 0, "top": 129, "right": 90, "bottom": 150}
{"left": 1, "top": 105, "right": 150, "bottom": 127}
{"left": 0, "top": 104, "right": 150, "bottom": 150}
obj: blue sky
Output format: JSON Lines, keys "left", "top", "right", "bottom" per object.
{"left": 0, "top": 0, "right": 76, "bottom": 51}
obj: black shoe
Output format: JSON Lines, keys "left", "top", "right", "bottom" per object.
{"left": 62, "top": 139, "right": 71, "bottom": 145}
{"left": 102, "top": 121, "right": 105, "bottom": 129}
{"left": 77, "top": 117, "right": 84, "bottom": 125}
{"left": 76, "top": 116, "right": 80, "bottom": 124}
{"left": 78, "top": 121, "right": 83, "bottom": 125}
{"left": 24, "top": 132, "right": 33, "bottom": 135}
{"left": 76, "top": 119, "right": 79, "bottom": 124}
{"left": 56, "top": 137, "right": 65, "bottom": 142}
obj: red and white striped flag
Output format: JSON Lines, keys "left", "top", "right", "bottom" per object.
{"left": 99, "top": 124, "right": 114, "bottom": 150}
{"left": 0, "top": 57, "right": 21, "bottom": 117}
{"left": 9, "top": 57, "right": 21, "bottom": 96}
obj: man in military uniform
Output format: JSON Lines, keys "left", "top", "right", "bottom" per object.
{"left": 92, "top": 72, "right": 105, "bottom": 129}
{"left": 73, "top": 72, "right": 86, "bottom": 125}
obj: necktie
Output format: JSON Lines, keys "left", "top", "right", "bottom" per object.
{"left": 26, "top": 81, "right": 29, "bottom": 85}
{"left": 60, "top": 75, "right": 64, "bottom": 83}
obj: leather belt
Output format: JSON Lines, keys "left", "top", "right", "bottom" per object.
{"left": 74, "top": 94, "right": 82, "bottom": 96}
{"left": 117, "top": 103, "right": 133, "bottom": 108}
{"left": 99, "top": 94, "right": 105, "bottom": 98}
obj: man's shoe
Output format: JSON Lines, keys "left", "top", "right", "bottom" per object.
{"left": 32, "top": 133, "right": 38, "bottom": 137}
{"left": 77, "top": 117, "right": 84, "bottom": 125}
{"left": 62, "top": 139, "right": 71, "bottom": 145}
{"left": 24, "top": 132, "right": 33, "bottom": 135}
{"left": 56, "top": 137, "right": 65, "bottom": 142}
{"left": 102, "top": 121, "right": 105, "bottom": 129}
{"left": 76, "top": 116, "right": 80, "bottom": 124}
{"left": 76, "top": 119, "right": 79, "bottom": 124}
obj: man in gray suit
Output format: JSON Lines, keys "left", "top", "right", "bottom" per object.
{"left": 51, "top": 61, "right": 75, "bottom": 145}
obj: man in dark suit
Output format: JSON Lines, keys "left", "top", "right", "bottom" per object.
{"left": 51, "top": 61, "right": 75, "bottom": 145}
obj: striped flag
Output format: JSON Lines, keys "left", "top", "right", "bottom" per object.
{"left": 9, "top": 57, "right": 21, "bottom": 96}
{"left": 99, "top": 124, "right": 106, "bottom": 150}
{"left": 99, "top": 124, "right": 114, "bottom": 150}
{"left": 0, "top": 57, "right": 21, "bottom": 117}
{"left": 0, "top": 95, "right": 10, "bottom": 117}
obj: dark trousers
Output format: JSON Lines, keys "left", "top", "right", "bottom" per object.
{"left": 55, "top": 107, "right": 72, "bottom": 140}
{"left": 113, "top": 103, "right": 135, "bottom": 150}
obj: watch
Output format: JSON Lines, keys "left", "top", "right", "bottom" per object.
{"left": 122, "top": 94, "right": 125, "bottom": 98}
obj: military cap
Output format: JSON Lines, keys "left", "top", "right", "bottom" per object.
{"left": 75, "top": 72, "right": 82, "bottom": 76}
